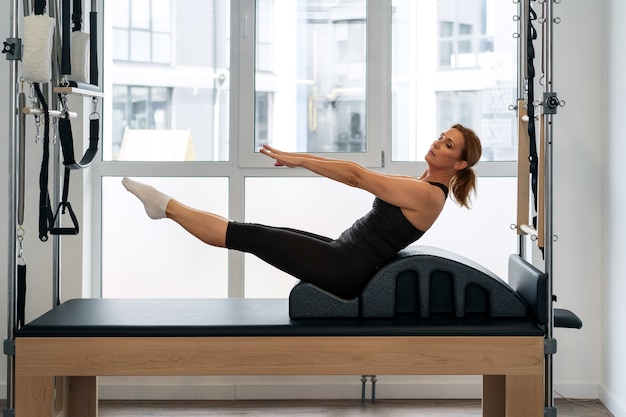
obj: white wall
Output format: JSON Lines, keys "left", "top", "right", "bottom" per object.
{"left": 550, "top": 0, "right": 603, "bottom": 399}
{"left": 601, "top": 1, "right": 626, "bottom": 416}
{"left": 0, "top": 1, "right": 623, "bottom": 414}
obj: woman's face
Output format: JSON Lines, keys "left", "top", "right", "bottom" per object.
{"left": 424, "top": 128, "right": 468, "bottom": 171}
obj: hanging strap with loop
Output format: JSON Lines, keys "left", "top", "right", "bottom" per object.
{"left": 526, "top": 4, "right": 539, "bottom": 231}
{"left": 49, "top": 166, "right": 80, "bottom": 235}
{"left": 50, "top": 98, "right": 100, "bottom": 236}
{"left": 57, "top": 103, "right": 100, "bottom": 169}
{"left": 35, "top": 83, "right": 54, "bottom": 242}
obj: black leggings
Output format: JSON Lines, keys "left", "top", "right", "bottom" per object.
{"left": 225, "top": 222, "right": 378, "bottom": 300}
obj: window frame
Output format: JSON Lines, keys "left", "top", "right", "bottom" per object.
{"left": 236, "top": 0, "right": 387, "bottom": 168}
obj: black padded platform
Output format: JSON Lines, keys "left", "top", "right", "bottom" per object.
{"left": 289, "top": 246, "right": 582, "bottom": 331}
{"left": 15, "top": 298, "right": 543, "bottom": 338}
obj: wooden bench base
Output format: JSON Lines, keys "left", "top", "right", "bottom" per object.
{"left": 15, "top": 335, "right": 544, "bottom": 417}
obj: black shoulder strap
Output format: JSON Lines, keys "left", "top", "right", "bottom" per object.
{"left": 428, "top": 181, "right": 449, "bottom": 199}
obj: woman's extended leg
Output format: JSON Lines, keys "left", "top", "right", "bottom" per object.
{"left": 122, "top": 177, "right": 229, "bottom": 247}
{"left": 123, "top": 177, "right": 377, "bottom": 298}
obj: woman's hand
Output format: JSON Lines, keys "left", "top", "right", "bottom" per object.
{"left": 259, "top": 144, "right": 302, "bottom": 167}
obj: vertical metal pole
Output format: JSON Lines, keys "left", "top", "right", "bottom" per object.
{"left": 50, "top": 0, "right": 62, "bottom": 307}
{"left": 543, "top": 0, "right": 556, "bottom": 412}
{"left": 519, "top": 0, "right": 529, "bottom": 84}
{"left": 6, "top": 0, "right": 20, "bottom": 411}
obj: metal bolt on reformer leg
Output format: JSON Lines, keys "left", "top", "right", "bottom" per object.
{"left": 360, "top": 375, "right": 377, "bottom": 404}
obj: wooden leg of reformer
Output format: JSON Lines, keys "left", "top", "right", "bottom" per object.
{"left": 505, "top": 375, "right": 543, "bottom": 417}
{"left": 66, "top": 376, "right": 98, "bottom": 417}
{"left": 15, "top": 376, "right": 55, "bottom": 417}
{"left": 482, "top": 375, "right": 505, "bottom": 417}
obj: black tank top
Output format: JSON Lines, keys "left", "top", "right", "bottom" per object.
{"left": 334, "top": 182, "right": 449, "bottom": 267}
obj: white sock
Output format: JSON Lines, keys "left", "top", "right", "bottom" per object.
{"left": 122, "top": 177, "right": 171, "bottom": 220}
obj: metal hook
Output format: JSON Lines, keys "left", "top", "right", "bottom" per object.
{"left": 52, "top": 117, "right": 58, "bottom": 144}
{"left": 90, "top": 97, "right": 100, "bottom": 120}
{"left": 17, "top": 226, "right": 26, "bottom": 262}
{"left": 34, "top": 115, "right": 41, "bottom": 143}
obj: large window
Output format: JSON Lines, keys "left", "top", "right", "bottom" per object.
{"left": 105, "top": 0, "right": 230, "bottom": 162}
{"left": 96, "top": 0, "right": 518, "bottom": 299}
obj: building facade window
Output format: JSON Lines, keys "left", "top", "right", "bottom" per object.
{"left": 112, "top": 0, "right": 173, "bottom": 64}
{"left": 111, "top": 85, "right": 171, "bottom": 160}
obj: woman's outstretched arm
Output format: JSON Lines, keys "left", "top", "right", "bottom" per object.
{"left": 259, "top": 145, "right": 443, "bottom": 216}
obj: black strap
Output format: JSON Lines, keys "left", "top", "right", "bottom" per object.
{"left": 34, "top": 0, "right": 46, "bottom": 15}
{"left": 526, "top": 5, "right": 539, "bottom": 230}
{"left": 89, "top": 10, "right": 99, "bottom": 85}
{"left": 17, "top": 264, "right": 27, "bottom": 329}
{"left": 48, "top": 112, "right": 100, "bottom": 236}
{"left": 50, "top": 168, "right": 80, "bottom": 235}
{"left": 35, "top": 84, "right": 54, "bottom": 242}
{"left": 58, "top": 111, "right": 100, "bottom": 169}
{"left": 72, "top": 0, "right": 83, "bottom": 32}
{"left": 61, "top": 0, "right": 72, "bottom": 75}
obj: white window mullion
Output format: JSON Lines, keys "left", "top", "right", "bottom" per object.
{"left": 366, "top": 0, "right": 391, "bottom": 168}
{"left": 234, "top": 0, "right": 256, "bottom": 169}
{"left": 228, "top": 0, "right": 255, "bottom": 297}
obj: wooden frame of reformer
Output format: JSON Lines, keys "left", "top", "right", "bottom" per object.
{"left": 14, "top": 335, "right": 545, "bottom": 417}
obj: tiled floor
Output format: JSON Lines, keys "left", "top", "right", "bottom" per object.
{"left": 99, "top": 398, "right": 613, "bottom": 417}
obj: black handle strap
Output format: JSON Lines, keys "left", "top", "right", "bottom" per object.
{"left": 48, "top": 112, "right": 100, "bottom": 237}
{"left": 50, "top": 168, "right": 80, "bottom": 235}
{"left": 58, "top": 112, "right": 99, "bottom": 170}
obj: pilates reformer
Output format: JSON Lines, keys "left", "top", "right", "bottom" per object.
{"left": 4, "top": 1, "right": 581, "bottom": 417}
{"left": 11, "top": 245, "right": 581, "bottom": 417}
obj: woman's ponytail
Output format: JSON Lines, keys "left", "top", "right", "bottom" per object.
{"left": 449, "top": 124, "right": 482, "bottom": 209}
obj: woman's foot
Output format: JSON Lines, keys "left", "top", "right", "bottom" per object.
{"left": 122, "top": 177, "right": 171, "bottom": 219}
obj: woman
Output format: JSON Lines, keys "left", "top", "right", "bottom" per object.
{"left": 123, "top": 123, "right": 482, "bottom": 300}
